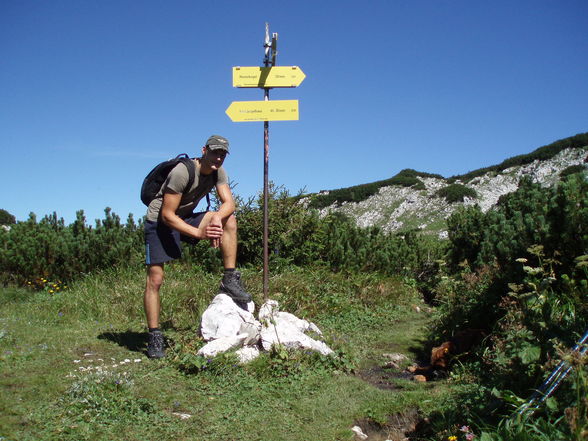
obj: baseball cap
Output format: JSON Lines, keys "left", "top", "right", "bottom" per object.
{"left": 206, "top": 135, "right": 229, "bottom": 153}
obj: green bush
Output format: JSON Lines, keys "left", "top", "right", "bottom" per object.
{"left": 0, "top": 208, "right": 143, "bottom": 285}
{"left": 435, "top": 172, "right": 588, "bottom": 436}
{"left": 0, "top": 208, "right": 16, "bottom": 225}
{"left": 560, "top": 164, "right": 586, "bottom": 178}
{"left": 0, "top": 183, "right": 445, "bottom": 288}
{"left": 445, "top": 175, "right": 588, "bottom": 276}
{"left": 446, "top": 205, "right": 486, "bottom": 267}
{"left": 235, "top": 183, "right": 445, "bottom": 278}
{"left": 435, "top": 183, "right": 478, "bottom": 203}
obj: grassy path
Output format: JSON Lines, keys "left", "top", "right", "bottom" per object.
{"left": 1, "top": 268, "right": 450, "bottom": 440}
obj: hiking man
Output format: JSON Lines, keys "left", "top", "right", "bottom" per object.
{"left": 143, "top": 135, "right": 251, "bottom": 358}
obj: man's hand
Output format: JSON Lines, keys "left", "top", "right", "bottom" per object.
{"left": 204, "top": 213, "right": 224, "bottom": 248}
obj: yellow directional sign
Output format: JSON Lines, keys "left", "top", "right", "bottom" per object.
{"left": 225, "top": 100, "right": 299, "bottom": 122}
{"left": 233, "top": 66, "right": 306, "bottom": 88}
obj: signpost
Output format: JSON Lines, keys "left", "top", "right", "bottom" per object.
{"left": 225, "top": 100, "right": 299, "bottom": 122}
{"left": 226, "top": 23, "right": 305, "bottom": 300}
{"left": 232, "top": 66, "right": 306, "bottom": 88}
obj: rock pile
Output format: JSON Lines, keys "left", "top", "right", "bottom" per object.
{"left": 198, "top": 294, "right": 333, "bottom": 363}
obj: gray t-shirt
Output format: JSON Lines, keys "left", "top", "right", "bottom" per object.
{"left": 146, "top": 159, "right": 228, "bottom": 222}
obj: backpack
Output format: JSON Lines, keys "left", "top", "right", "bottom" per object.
{"left": 140, "top": 154, "right": 195, "bottom": 206}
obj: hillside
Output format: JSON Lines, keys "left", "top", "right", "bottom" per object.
{"left": 306, "top": 133, "right": 587, "bottom": 237}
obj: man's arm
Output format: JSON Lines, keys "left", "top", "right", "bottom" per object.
{"left": 160, "top": 192, "right": 206, "bottom": 239}
{"left": 207, "top": 183, "right": 235, "bottom": 248}
{"left": 213, "top": 183, "right": 236, "bottom": 221}
{"left": 160, "top": 184, "right": 235, "bottom": 244}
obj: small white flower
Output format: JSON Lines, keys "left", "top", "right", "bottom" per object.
{"left": 134, "top": 359, "right": 142, "bottom": 363}
{"left": 73, "top": 360, "right": 81, "bottom": 363}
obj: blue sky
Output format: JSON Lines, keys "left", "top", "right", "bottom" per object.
{"left": 1, "top": 0, "right": 587, "bottom": 224}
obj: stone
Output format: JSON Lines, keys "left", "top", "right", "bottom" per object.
{"left": 259, "top": 300, "right": 333, "bottom": 356}
{"left": 238, "top": 320, "right": 262, "bottom": 346}
{"left": 383, "top": 353, "right": 408, "bottom": 363}
{"left": 172, "top": 412, "right": 192, "bottom": 419}
{"left": 200, "top": 294, "right": 258, "bottom": 341}
{"left": 197, "top": 334, "right": 248, "bottom": 358}
{"left": 199, "top": 296, "right": 333, "bottom": 361}
{"left": 235, "top": 346, "right": 261, "bottom": 363}
{"left": 198, "top": 294, "right": 333, "bottom": 363}
{"left": 351, "top": 425, "right": 368, "bottom": 440}
{"left": 383, "top": 361, "right": 400, "bottom": 369}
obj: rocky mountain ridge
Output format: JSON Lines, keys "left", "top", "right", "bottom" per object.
{"left": 315, "top": 146, "right": 587, "bottom": 238}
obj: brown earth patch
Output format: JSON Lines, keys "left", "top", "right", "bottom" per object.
{"left": 356, "top": 365, "right": 414, "bottom": 390}
{"left": 354, "top": 408, "right": 429, "bottom": 441}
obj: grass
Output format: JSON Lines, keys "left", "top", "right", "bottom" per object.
{"left": 0, "top": 264, "right": 454, "bottom": 441}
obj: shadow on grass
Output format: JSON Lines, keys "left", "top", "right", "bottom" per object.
{"left": 98, "top": 330, "right": 147, "bottom": 354}
{"left": 407, "top": 340, "right": 433, "bottom": 366}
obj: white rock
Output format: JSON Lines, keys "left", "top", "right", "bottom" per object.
{"left": 351, "top": 425, "right": 368, "bottom": 440}
{"left": 235, "top": 346, "right": 261, "bottom": 363}
{"left": 258, "top": 299, "right": 279, "bottom": 321}
{"left": 199, "top": 297, "right": 332, "bottom": 360}
{"left": 238, "top": 320, "right": 262, "bottom": 346}
{"left": 259, "top": 300, "right": 322, "bottom": 335}
{"left": 200, "top": 294, "right": 258, "bottom": 341}
{"left": 197, "top": 334, "right": 248, "bottom": 358}
{"left": 172, "top": 412, "right": 192, "bottom": 420}
{"left": 259, "top": 300, "right": 333, "bottom": 356}
{"left": 383, "top": 353, "right": 408, "bottom": 363}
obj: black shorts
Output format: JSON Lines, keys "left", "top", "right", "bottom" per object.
{"left": 144, "top": 212, "right": 207, "bottom": 265}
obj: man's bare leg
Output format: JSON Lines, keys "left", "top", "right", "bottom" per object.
{"left": 219, "top": 214, "right": 237, "bottom": 269}
{"left": 144, "top": 263, "right": 164, "bottom": 329}
{"left": 144, "top": 263, "right": 166, "bottom": 358}
{"left": 195, "top": 211, "right": 237, "bottom": 267}
{"left": 197, "top": 212, "right": 250, "bottom": 302}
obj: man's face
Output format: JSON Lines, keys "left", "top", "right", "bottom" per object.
{"left": 202, "top": 147, "right": 227, "bottom": 169}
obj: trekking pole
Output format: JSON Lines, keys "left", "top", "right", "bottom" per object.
{"left": 517, "top": 328, "right": 588, "bottom": 416}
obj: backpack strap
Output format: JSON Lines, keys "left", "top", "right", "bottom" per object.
{"left": 177, "top": 155, "right": 195, "bottom": 194}
{"left": 205, "top": 170, "right": 219, "bottom": 212}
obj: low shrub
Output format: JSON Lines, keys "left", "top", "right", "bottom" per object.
{"left": 560, "top": 164, "right": 586, "bottom": 178}
{"left": 435, "top": 184, "right": 477, "bottom": 203}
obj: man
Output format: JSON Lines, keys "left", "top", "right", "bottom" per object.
{"left": 143, "top": 135, "right": 251, "bottom": 358}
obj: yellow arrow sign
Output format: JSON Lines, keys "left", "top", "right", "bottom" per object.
{"left": 225, "top": 100, "right": 299, "bottom": 122}
{"left": 233, "top": 66, "right": 306, "bottom": 88}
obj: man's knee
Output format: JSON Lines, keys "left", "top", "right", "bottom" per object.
{"left": 146, "top": 265, "right": 164, "bottom": 291}
{"left": 224, "top": 214, "right": 237, "bottom": 232}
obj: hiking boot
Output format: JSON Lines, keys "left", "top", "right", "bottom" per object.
{"left": 146, "top": 330, "right": 165, "bottom": 359}
{"left": 219, "top": 270, "right": 252, "bottom": 303}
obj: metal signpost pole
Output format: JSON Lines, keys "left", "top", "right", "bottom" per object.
{"left": 226, "top": 23, "right": 303, "bottom": 301}
{"left": 262, "top": 23, "right": 277, "bottom": 300}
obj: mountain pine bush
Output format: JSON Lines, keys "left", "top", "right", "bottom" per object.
{"left": 435, "top": 183, "right": 477, "bottom": 203}
{"left": 437, "top": 172, "right": 588, "bottom": 434}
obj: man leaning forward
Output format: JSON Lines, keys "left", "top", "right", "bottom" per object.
{"left": 143, "top": 135, "right": 251, "bottom": 359}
